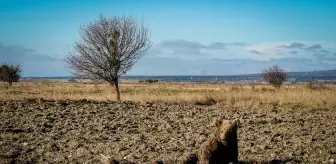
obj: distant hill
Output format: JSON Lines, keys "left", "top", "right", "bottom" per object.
{"left": 287, "top": 69, "right": 336, "bottom": 76}
{"left": 21, "top": 69, "right": 336, "bottom": 83}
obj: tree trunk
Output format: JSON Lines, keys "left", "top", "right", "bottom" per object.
{"left": 8, "top": 81, "right": 12, "bottom": 87}
{"left": 112, "top": 80, "right": 121, "bottom": 101}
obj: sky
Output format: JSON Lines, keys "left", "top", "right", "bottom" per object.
{"left": 0, "top": 0, "right": 336, "bottom": 76}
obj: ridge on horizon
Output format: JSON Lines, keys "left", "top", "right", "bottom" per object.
{"left": 22, "top": 69, "right": 336, "bottom": 79}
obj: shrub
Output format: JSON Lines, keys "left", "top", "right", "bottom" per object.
{"left": 230, "top": 85, "right": 240, "bottom": 91}
{"left": 0, "top": 63, "right": 22, "bottom": 86}
{"left": 259, "top": 86, "right": 275, "bottom": 92}
{"left": 250, "top": 84, "right": 255, "bottom": 90}
{"left": 194, "top": 96, "right": 217, "bottom": 106}
{"left": 261, "top": 65, "right": 287, "bottom": 88}
{"left": 306, "top": 81, "right": 326, "bottom": 90}
{"left": 139, "top": 79, "right": 159, "bottom": 83}
{"left": 68, "top": 78, "right": 77, "bottom": 83}
{"left": 148, "top": 79, "right": 159, "bottom": 83}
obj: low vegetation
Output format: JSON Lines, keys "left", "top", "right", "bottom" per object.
{"left": 0, "top": 63, "right": 22, "bottom": 86}
{"left": 1, "top": 81, "right": 335, "bottom": 110}
{"left": 306, "top": 80, "right": 327, "bottom": 90}
{"left": 261, "top": 65, "right": 287, "bottom": 88}
{"left": 139, "top": 79, "right": 159, "bottom": 83}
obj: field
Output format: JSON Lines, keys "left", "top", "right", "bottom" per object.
{"left": 1, "top": 81, "right": 336, "bottom": 110}
{"left": 0, "top": 82, "right": 336, "bottom": 163}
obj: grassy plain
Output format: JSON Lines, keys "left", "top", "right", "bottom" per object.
{"left": 1, "top": 81, "right": 335, "bottom": 110}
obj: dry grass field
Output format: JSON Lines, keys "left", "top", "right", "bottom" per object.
{"left": 1, "top": 81, "right": 336, "bottom": 110}
{"left": 1, "top": 81, "right": 336, "bottom": 163}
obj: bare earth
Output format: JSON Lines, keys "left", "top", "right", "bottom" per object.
{"left": 0, "top": 100, "right": 335, "bottom": 163}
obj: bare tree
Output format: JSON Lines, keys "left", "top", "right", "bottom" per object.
{"left": 261, "top": 65, "right": 287, "bottom": 88}
{"left": 66, "top": 15, "right": 151, "bottom": 100}
{"left": 0, "top": 63, "right": 22, "bottom": 86}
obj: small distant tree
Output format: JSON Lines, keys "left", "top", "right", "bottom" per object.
{"left": 261, "top": 65, "right": 287, "bottom": 88}
{"left": 0, "top": 63, "right": 22, "bottom": 86}
{"left": 65, "top": 15, "right": 151, "bottom": 101}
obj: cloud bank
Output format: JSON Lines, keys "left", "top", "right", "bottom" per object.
{"left": 0, "top": 42, "right": 68, "bottom": 76}
{"left": 131, "top": 40, "right": 336, "bottom": 75}
{"left": 1, "top": 40, "right": 335, "bottom": 76}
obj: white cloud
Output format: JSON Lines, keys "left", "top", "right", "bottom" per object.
{"left": 246, "top": 41, "right": 336, "bottom": 60}
{"left": 130, "top": 56, "right": 335, "bottom": 75}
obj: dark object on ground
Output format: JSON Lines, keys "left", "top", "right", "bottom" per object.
{"left": 197, "top": 119, "right": 238, "bottom": 164}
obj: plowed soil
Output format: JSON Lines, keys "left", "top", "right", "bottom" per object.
{"left": 0, "top": 100, "right": 335, "bottom": 163}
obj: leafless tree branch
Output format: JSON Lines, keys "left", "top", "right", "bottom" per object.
{"left": 261, "top": 65, "right": 287, "bottom": 88}
{"left": 65, "top": 15, "right": 151, "bottom": 100}
{"left": 0, "top": 63, "right": 22, "bottom": 86}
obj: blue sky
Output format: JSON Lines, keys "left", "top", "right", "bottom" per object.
{"left": 0, "top": 0, "right": 336, "bottom": 76}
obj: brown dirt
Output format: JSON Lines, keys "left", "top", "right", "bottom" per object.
{"left": 0, "top": 100, "right": 335, "bottom": 163}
